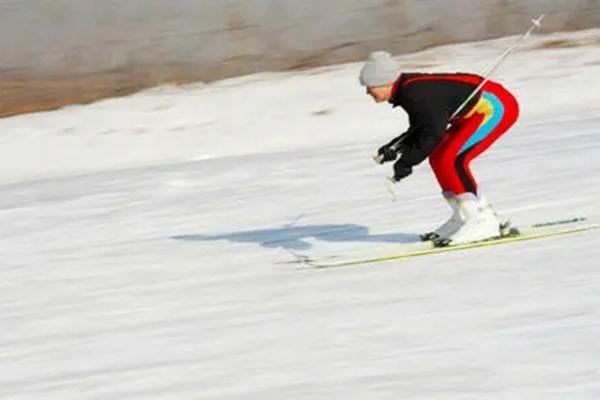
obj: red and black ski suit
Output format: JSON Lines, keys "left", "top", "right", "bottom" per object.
{"left": 389, "top": 73, "right": 519, "bottom": 195}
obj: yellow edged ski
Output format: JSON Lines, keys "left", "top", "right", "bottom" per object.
{"left": 312, "top": 221, "right": 600, "bottom": 269}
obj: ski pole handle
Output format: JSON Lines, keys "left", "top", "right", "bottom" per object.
{"left": 373, "top": 154, "right": 385, "bottom": 164}
{"left": 373, "top": 131, "right": 409, "bottom": 164}
{"left": 373, "top": 142, "right": 401, "bottom": 164}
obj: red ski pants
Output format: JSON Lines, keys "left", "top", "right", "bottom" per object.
{"left": 429, "top": 81, "right": 519, "bottom": 195}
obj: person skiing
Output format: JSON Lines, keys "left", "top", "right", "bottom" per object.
{"left": 359, "top": 51, "right": 520, "bottom": 246}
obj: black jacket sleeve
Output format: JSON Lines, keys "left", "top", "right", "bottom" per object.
{"left": 398, "top": 98, "right": 449, "bottom": 166}
{"left": 383, "top": 126, "right": 415, "bottom": 150}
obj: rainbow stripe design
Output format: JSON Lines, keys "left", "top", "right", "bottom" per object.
{"left": 459, "top": 92, "right": 505, "bottom": 154}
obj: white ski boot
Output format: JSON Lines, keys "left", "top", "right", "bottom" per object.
{"left": 421, "top": 194, "right": 465, "bottom": 241}
{"left": 435, "top": 194, "right": 501, "bottom": 246}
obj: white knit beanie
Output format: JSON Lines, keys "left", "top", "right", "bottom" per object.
{"left": 359, "top": 51, "right": 400, "bottom": 87}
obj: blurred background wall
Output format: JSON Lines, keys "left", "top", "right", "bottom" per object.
{"left": 1, "top": 0, "right": 599, "bottom": 116}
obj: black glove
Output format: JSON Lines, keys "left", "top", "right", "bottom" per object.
{"left": 378, "top": 131, "right": 412, "bottom": 163}
{"left": 393, "top": 159, "right": 413, "bottom": 182}
{"left": 377, "top": 143, "right": 399, "bottom": 163}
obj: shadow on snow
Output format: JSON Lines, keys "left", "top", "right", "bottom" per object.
{"left": 172, "top": 224, "right": 419, "bottom": 251}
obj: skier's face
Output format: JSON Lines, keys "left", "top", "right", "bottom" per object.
{"left": 366, "top": 85, "right": 392, "bottom": 103}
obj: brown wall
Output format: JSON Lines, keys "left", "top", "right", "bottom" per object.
{"left": 1, "top": 0, "right": 599, "bottom": 117}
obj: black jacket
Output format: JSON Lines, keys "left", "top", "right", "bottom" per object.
{"left": 388, "top": 72, "right": 483, "bottom": 166}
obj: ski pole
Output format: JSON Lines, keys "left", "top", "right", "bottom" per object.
{"left": 373, "top": 14, "right": 544, "bottom": 165}
{"left": 448, "top": 14, "right": 544, "bottom": 122}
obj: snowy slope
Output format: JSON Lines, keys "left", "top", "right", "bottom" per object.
{"left": 1, "top": 29, "right": 600, "bottom": 399}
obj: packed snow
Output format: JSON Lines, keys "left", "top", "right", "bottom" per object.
{"left": 1, "top": 29, "right": 600, "bottom": 399}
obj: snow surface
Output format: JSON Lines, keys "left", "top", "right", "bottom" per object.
{"left": 1, "top": 29, "right": 600, "bottom": 399}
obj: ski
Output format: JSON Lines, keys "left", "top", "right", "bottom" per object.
{"left": 305, "top": 218, "right": 598, "bottom": 269}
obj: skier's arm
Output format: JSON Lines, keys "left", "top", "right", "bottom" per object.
{"left": 384, "top": 127, "right": 415, "bottom": 149}
{"left": 398, "top": 100, "right": 448, "bottom": 167}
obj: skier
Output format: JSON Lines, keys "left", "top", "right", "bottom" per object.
{"left": 359, "top": 51, "right": 520, "bottom": 245}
